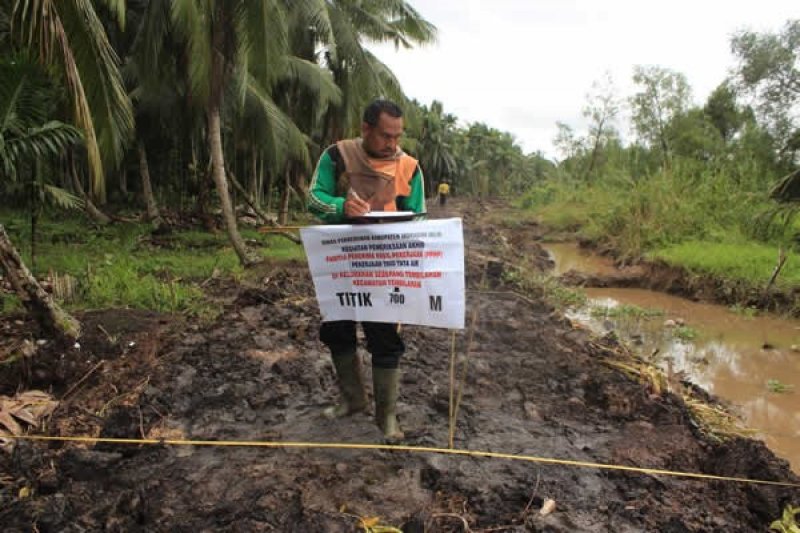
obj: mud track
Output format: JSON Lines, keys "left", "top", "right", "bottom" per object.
{"left": 1, "top": 199, "right": 798, "bottom": 532}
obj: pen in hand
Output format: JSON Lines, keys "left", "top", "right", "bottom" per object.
{"left": 346, "top": 188, "right": 371, "bottom": 217}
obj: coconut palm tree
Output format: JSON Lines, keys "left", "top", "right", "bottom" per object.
{"left": 165, "top": 0, "right": 349, "bottom": 265}
{"left": 0, "top": 56, "right": 82, "bottom": 339}
{"left": 8, "top": 0, "right": 134, "bottom": 203}
{"left": 0, "top": 56, "right": 84, "bottom": 263}
{"left": 318, "top": 0, "right": 437, "bottom": 142}
{"left": 413, "top": 100, "right": 458, "bottom": 196}
{"left": 0, "top": 59, "right": 82, "bottom": 182}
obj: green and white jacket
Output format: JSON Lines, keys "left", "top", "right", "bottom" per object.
{"left": 308, "top": 143, "right": 426, "bottom": 224}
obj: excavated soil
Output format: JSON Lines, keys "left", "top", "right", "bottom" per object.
{"left": 1, "top": 199, "right": 798, "bottom": 532}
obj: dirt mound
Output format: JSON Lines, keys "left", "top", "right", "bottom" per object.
{"left": 1, "top": 199, "right": 797, "bottom": 532}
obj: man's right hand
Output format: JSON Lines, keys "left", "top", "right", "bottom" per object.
{"left": 344, "top": 196, "right": 371, "bottom": 218}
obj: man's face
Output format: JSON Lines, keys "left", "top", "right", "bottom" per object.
{"left": 362, "top": 112, "right": 403, "bottom": 158}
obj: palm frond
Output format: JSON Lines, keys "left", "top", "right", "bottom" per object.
{"left": 290, "top": 0, "right": 336, "bottom": 61}
{"left": 0, "top": 64, "right": 30, "bottom": 136}
{"left": 5, "top": 122, "right": 82, "bottom": 169}
{"left": 334, "top": 0, "right": 436, "bottom": 48}
{"left": 170, "top": 0, "right": 212, "bottom": 104}
{"left": 58, "top": 1, "right": 133, "bottom": 186}
{"left": 336, "top": 2, "right": 395, "bottom": 44}
{"left": 385, "top": 1, "right": 437, "bottom": 46}
{"left": 328, "top": 4, "right": 369, "bottom": 65}
{"left": 0, "top": 4, "right": 10, "bottom": 47}
{"left": 770, "top": 168, "right": 800, "bottom": 203}
{"left": 131, "top": 0, "right": 171, "bottom": 84}
{"left": 362, "top": 49, "right": 405, "bottom": 101}
{"left": 246, "top": 75, "right": 311, "bottom": 172}
{"left": 11, "top": 0, "right": 134, "bottom": 202}
{"left": 236, "top": 0, "right": 288, "bottom": 90}
{"left": 0, "top": 57, "right": 82, "bottom": 180}
{"left": 96, "top": 0, "right": 126, "bottom": 30}
{"left": 285, "top": 56, "right": 342, "bottom": 109}
{"left": 43, "top": 183, "right": 83, "bottom": 209}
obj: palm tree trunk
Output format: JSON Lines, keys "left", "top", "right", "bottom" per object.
{"left": 0, "top": 225, "right": 80, "bottom": 340}
{"left": 257, "top": 155, "right": 265, "bottom": 208}
{"left": 138, "top": 140, "right": 163, "bottom": 227}
{"left": 30, "top": 165, "right": 38, "bottom": 272}
{"left": 70, "top": 154, "right": 111, "bottom": 225}
{"left": 249, "top": 149, "right": 259, "bottom": 208}
{"left": 206, "top": 6, "right": 252, "bottom": 266}
{"left": 30, "top": 211, "right": 37, "bottom": 274}
{"left": 278, "top": 167, "right": 291, "bottom": 226}
{"left": 293, "top": 171, "right": 309, "bottom": 206}
{"left": 208, "top": 106, "right": 252, "bottom": 265}
{"left": 120, "top": 169, "right": 128, "bottom": 196}
{"left": 264, "top": 170, "right": 273, "bottom": 213}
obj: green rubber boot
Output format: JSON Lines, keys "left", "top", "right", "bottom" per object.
{"left": 324, "top": 351, "right": 367, "bottom": 419}
{"left": 372, "top": 367, "right": 404, "bottom": 440}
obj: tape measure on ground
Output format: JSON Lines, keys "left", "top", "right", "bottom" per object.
{"left": 4, "top": 434, "right": 799, "bottom": 488}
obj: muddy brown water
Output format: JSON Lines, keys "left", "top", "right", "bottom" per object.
{"left": 545, "top": 242, "right": 800, "bottom": 474}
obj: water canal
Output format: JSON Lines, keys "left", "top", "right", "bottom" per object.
{"left": 545, "top": 242, "right": 800, "bottom": 473}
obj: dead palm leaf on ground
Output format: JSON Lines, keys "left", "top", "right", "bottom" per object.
{"left": 0, "top": 390, "right": 58, "bottom": 451}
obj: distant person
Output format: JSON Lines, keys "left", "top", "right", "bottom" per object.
{"left": 307, "top": 99, "right": 426, "bottom": 440}
{"left": 437, "top": 180, "right": 451, "bottom": 206}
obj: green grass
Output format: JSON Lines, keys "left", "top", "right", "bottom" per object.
{"left": 1, "top": 293, "right": 23, "bottom": 314}
{"left": 536, "top": 202, "right": 593, "bottom": 232}
{"left": 770, "top": 505, "right": 800, "bottom": 533}
{"left": 1, "top": 209, "right": 306, "bottom": 316}
{"left": 517, "top": 163, "right": 800, "bottom": 296}
{"left": 521, "top": 164, "right": 773, "bottom": 242}
{"left": 483, "top": 208, "right": 540, "bottom": 228}
{"left": 501, "top": 268, "right": 587, "bottom": 309}
{"left": 82, "top": 259, "right": 205, "bottom": 312}
{"left": 590, "top": 303, "right": 664, "bottom": 319}
{"left": 650, "top": 241, "right": 800, "bottom": 288}
{"left": 766, "top": 379, "right": 795, "bottom": 394}
{"left": 729, "top": 303, "right": 759, "bottom": 318}
{"left": 673, "top": 325, "right": 698, "bottom": 341}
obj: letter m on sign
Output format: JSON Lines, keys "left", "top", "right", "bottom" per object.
{"left": 429, "top": 295, "right": 442, "bottom": 312}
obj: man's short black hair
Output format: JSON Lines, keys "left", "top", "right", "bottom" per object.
{"left": 363, "top": 99, "right": 403, "bottom": 126}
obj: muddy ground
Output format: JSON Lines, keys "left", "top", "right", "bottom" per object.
{"left": 1, "top": 199, "right": 798, "bottom": 532}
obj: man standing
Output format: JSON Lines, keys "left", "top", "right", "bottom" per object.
{"left": 307, "top": 99, "right": 426, "bottom": 440}
{"left": 437, "top": 180, "right": 450, "bottom": 206}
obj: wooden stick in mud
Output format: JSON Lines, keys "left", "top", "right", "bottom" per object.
{"left": 448, "top": 264, "right": 487, "bottom": 448}
{"left": 450, "top": 299, "right": 480, "bottom": 445}
{"left": 764, "top": 246, "right": 787, "bottom": 298}
{"left": 448, "top": 330, "right": 457, "bottom": 449}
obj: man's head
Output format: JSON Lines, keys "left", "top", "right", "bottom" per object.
{"left": 361, "top": 99, "right": 404, "bottom": 158}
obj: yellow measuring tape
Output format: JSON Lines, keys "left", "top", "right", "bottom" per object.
{"left": 5, "top": 434, "right": 799, "bottom": 488}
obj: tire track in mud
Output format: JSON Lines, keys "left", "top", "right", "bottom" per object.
{"left": 1, "top": 199, "right": 798, "bottom": 532}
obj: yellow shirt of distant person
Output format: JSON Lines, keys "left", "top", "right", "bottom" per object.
{"left": 437, "top": 182, "right": 450, "bottom": 195}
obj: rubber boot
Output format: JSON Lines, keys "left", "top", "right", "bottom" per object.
{"left": 324, "top": 351, "right": 367, "bottom": 419}
{"left": 372, "top": 367, "right": 404, "bottom": 440}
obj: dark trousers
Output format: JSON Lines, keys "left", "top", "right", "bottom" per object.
{"left": 320, "top": 321, "right": 405, "bottom": 369}
{"left": 439, "top": 194, "right": 447, "bottom": 206}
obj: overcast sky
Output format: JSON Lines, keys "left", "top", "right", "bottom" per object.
{"left": 370, "top": 0, "right": 800, "bottom": 159}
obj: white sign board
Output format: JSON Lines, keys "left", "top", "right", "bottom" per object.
{"left": 301, "top": 218, "right": 465, "bottom": 329}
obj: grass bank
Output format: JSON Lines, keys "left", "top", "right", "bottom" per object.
{"left": 517, "top": 168, "right": 800, "bottom": 298}
{"left": 0, "top": 209, "right": 306, "bottom": 318}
